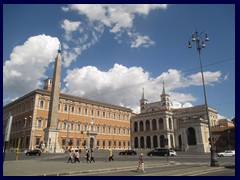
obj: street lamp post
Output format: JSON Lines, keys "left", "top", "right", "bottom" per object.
{"left": 188, "top": 30, "right": 218, "bottom": 167}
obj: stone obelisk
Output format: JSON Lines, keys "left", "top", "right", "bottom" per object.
{"left": 44, "top": 45, "right": 62, "bottom": 153}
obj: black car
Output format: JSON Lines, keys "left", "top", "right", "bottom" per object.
{"left": 26, "top": 149, "right": 42, "bottom": 156}
{"left": 119, "top": 150, "right": 137, "bottom": 156}
{"left": 147, "top": 148, "right": 170, "bottom": 156}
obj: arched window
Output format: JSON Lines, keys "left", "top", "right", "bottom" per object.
{"left": 134, "top": 122, "right": 138, "bottom": 132}
{"left": 152, "top": 119, "right": 157, "bottom": 130}
{"left": 187, "top": 127, "right": 197, "bottom": 145}
{"left": 140, "top": 137, "right": 144, "bottom": 148}
{"left": 160, "top": 135, "right": 165, "bottom": 147}
{"left": 159, "top": 118, "right": 164, "bottom": 130}
{"left": 146, "top": 136, "right": 151, "bottom": 148}
{"left": 168, "top": 118, "right": 172, "bottom": 130}
{"left": 140, "top": 121, "right": 144, "bottom": 131}
{"left": 134, "top": 137, "right": 138, "bottom": 148}
{"left": 153, "top": 135, "right": 158, "bottom": 148}
{"left": 146, "top": 120, "right": 150, "bottom": 131}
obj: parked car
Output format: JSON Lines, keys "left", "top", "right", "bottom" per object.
{"left": 119, "top": 150, "right": 137, "bottom": 156}
{"left": 147, "top": 148, "right": 177, "bottom": 157}
{"left": 26, "top": 149, "right": 42, "bottom": 156}
{"left": 217, "top": 150, "right": 235, "bottom": 157}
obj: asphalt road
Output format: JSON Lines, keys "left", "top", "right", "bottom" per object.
{"left": 3, "top": 150, "right": 235, "bottom": 176}
{"left": 4, "top": 150, "right": 235, "bottom": 167}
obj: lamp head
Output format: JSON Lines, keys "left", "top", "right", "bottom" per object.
{"left": 191, "top": 34, "right": 196, "bottom": 42}
{"left": 188, "top": 41, "right": 192, "bottom": 48}
{"left": 205, "top": 33, "right": 209, "bottom": 41}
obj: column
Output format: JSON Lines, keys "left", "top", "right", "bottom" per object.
{"left": 150, "top": 120, "right": 152, "bottom": 131}
{"left": 138, "top": 137, "right": 141, "bottom": 149}
{"left": 150, "top": 135, "right": 153, "bottom": 148}
{"left": 144, "top": 136, "right": 147, "bottom": 149}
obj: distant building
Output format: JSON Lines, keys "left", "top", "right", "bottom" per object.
{"left": 212, "top": 117, "right": 235, "bottom": 152}
{"left": 130, "top": 84, "right": 222, "bottom": 153}
{"left": 3, "top": 86, "right": 132, "bottom": 152}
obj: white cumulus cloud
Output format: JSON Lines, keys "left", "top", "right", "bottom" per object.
{"left": 60, "top": 4, "right": 168, "bottom": 67}
{"left": 61, "top": 19, "right": 81, "bottom": 41}
{"left": 3, "top": 34, "right": 60, "bottom": 104}
{"left": 62, "top": 63, "right": 223, "bottom": 113}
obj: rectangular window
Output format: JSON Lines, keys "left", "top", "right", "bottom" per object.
{"left": 103, "top": 111, "right": 106, "bottom": 117}
{"left": 91, "top": 109, "right": 94, "bottom": 116}
{"left": 103, "top": 140, "right": 105, "bottom": 148}
{"left": 71, "top": 106, "right": 75, "bottom": 113}
{"left": 113, "top": 127, "right": 116, "bottom": 134}
{"left": 108, "top": 112, "right": 111, "bottom": 119}
{"left": 64, "top": 105, "right": 68, "bottom": 112}
{"left": 69, "top": 138, "right": 73, "bottom": 146}
{"left": 85, "top": 108, "right": 88, "bottom": 115}
{"left": 108, "top": 140, "right": 111, "bottom": 147}
{"left": 108, "top": 127, "right": 111, "bottom": 133}
{"left": 119, "top": 141, "right": 121, "bottom": 147}
{"left": 77, "top": 124, "right": 81, "bottom": 131}
{"left": 70, "top": 123, "right": 74, "bottom": 130}
{"left": 78, "top": 107, "right": 82, "bottom": 114}
{"left": 97, "top": 126, "right": 100, "bottom": 132}
{"left": 37, "top": 120, "right": 42, "bottom": 128}
{"left": 63, "top": 122, "right": 67, "bottom": 130}
{"left": 40, "top": 100, "right": 44, "bottom": 108}
{"left": 97, "top": 140, "right": 100, "bottom": 147}
{"left": 103, "top": 126, "right": 106, "bottom": 133}
{"left": 123, "top": 141, "right": 126, "bottom": 147}
{"left": 97, "top": 110, "right": 100, "bottom": 117}
{"left": 36, "top": 137, "right": 40, "bottom": 145}
{"left": 84, "top": 124, "right": 87, "bottom": 132}
{"left": 118, "top": 128, "right": 121, "bottom": 134}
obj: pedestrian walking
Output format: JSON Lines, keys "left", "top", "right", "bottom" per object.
{"left": 108, "top": 148, "right": 114, "bottom": 162}
{"left": 86, "top": 149, "right": 90, "bottom": 163}
{"left": 74, "top": 151, "right": 80, "bottom": 163}
{"left": 90, "top": 148, "right": 95, "bottom": 163}
{"left": 136, "top": 153, "right": 145, "bottom": 173}
{"left": 67, "top": 151, "right": 74, "bottom": 163}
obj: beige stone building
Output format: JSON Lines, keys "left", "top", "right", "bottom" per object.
{"left": 130, "top": 85, "right": 219, "bottom": 153}
{"left": 3, "top": 80, "right": 132, "bottom": 152}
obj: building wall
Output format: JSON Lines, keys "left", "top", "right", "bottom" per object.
{"left": 131, "top": 101, "right": 219, "bottom": 153}
{"left": 3, "top": 89, "right": 132, "bottom": 151}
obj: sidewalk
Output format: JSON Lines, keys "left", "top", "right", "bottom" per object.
{"left": 3, "top": 160, "right": 175, "bottom": 176}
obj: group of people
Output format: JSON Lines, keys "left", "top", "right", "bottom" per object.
{"left": 66, "top": 147, "right": 145, "bottom": 173}
{"left": 67, "top": 147, "right": 95, "bottom": 163}
{"left": 85, "top": 148, "right": 95, "bottom": 163}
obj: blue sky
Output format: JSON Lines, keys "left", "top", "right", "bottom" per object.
{"left": 3, "top": 4, "right": 235, "bottom": 119}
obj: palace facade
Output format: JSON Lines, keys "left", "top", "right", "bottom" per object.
{"left": 3, "top": 79, "right": 132, "bottom": 152}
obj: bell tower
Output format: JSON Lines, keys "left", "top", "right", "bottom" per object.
{"left": 161, "top": 82, "right": 171, "bottom": 110}
{"left": 140, "top": 88, "right": 148, "bottom": 112}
